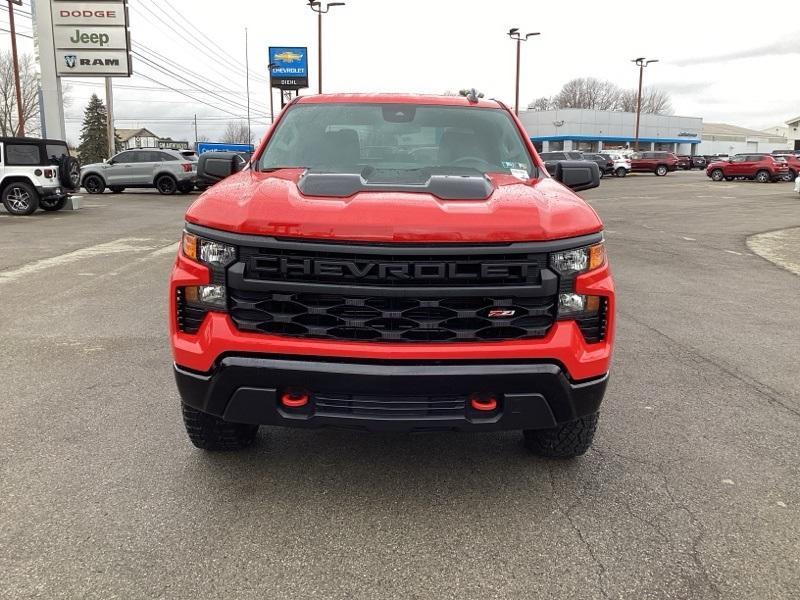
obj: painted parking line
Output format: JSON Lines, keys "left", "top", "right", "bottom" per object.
{"left": 0, "top": 237, "right": 167, "bottom": 285}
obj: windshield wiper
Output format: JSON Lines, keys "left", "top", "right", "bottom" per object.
{"left": 259, "top": 165, "right": 305, "bottom": 172}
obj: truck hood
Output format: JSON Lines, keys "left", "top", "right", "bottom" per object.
{"left": 185, "top": 169, "right": 603, "bottom": 243}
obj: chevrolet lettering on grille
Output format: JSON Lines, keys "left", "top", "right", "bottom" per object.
{"left": 249, "top": 256, "right": 538, "bottom": 284}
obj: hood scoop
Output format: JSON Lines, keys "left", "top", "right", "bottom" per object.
{"left": 297, "top": 166, "right": 494, "bottom": 200}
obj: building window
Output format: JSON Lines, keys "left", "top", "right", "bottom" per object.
{"left": 549, "top": 140, "right": 564, "bottom": 151}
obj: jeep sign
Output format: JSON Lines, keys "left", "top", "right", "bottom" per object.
{"left": 53, "top": 26, "right": 127, "bottom": 50}
{"left": 51, "top": 0, "right": 131, "bottom": 77}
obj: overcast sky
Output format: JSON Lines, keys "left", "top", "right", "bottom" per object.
{"left": 2, "top": 0, "right": 799, "bottom": 145}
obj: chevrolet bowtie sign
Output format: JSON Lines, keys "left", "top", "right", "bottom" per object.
{"left": 52, "top": 1, "right": 131, "bottom": 77}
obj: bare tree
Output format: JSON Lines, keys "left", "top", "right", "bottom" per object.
{"left": 0, "top": 51, "right": 40, "bottom": 137}
{"left": 528, "top": 96, "right": 555, "bottom": 111}
{"left": 222, "top": 120, "right": 252, "bottom": 144}
{"left": 641, "top": 87, "right": 673, "bottom": 115}
{"left": 548, "top": 77, "right": 673, "bottom": 115}
{"left": 553, "top": 78, "right": 622, "bottom": 111}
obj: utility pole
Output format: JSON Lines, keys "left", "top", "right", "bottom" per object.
{"left": 8, "top": 0, "right": 25, "bottom": 136}
{"left": 307, "top": 1, "right": 345, "bottom": 94}
{"left": 194, "top": 114, "right": 198, "bottom": 147}
{"left": 632, "top": 57, "right": 658, "bottom": 151}
{"left": 507, "top": 28, "right": 540, "bottom": 116}
{"left": 105, "top": 78, "right": 115, "bottom": 157}
{"left": 245, "top": 27, "right": 251, "bottom": 144}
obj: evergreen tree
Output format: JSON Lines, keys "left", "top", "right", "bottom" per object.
{"left": 77, "top": 94, "right": 109, "bottom": 164}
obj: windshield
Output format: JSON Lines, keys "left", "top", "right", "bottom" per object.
{"left": 258, "top": 103, "right": 534, "bottom": 177}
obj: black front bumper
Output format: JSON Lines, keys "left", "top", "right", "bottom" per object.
{"left": 174, "top": 357, "right": 608, "bottom": 433}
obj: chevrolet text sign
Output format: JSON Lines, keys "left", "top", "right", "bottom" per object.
{"left": 268, "top": 47, "right": 308, "bottom": 90}
{"left": 52, "top": 0, "right": 131, "bottom": 76}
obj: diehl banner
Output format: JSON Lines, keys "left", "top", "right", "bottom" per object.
{"left": 268, "top": 47, "right": 308, "bottom": 90}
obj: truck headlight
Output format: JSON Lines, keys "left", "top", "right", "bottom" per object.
{"left": 558, "top": 293, "right": 601, "bottom": 316}
{"left": 550, "top": 242, "right": 605, "bottom": 275}
{"left": 185, "top": 284, "right": 227, "bottom": 309}
{"left": 182, "top": 232, "right": 236, "bottom": 267}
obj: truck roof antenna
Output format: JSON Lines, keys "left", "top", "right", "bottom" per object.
{"left": 459, "top": 88, "right": 484, "bottom": 103}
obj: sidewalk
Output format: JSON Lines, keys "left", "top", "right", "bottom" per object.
{"left": 747, "top": 227, "right": 800, "bottom": 276}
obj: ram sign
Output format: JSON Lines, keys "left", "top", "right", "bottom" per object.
{"left": 268, "top": 47, "right": 308, "bottom": 90}
{"left": 52, "top": 0, "right": 131, "bottom": 76}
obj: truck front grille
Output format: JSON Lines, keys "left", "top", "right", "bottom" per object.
{"left": 229, "top": 290, "right": 556, "bottom": 342}
{"left": 212, "top": 236, "right": 571, "bottom": 343}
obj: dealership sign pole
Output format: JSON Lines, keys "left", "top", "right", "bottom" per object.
{"left": 32, "top": 0, "right": 131, "bottom": 144}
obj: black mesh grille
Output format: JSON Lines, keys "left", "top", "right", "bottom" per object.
{"left": 314, "top": 393, "right": 466, "bottom": 418}
{"left": 229, "top": 290, "right": 556, "bottom": 342}
{"left": 176, "top": 288, "right": 207, "bottom": 334}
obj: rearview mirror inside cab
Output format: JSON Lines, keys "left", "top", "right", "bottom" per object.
{"left": 553, "top": 160, "right": 600, "bottom": 192}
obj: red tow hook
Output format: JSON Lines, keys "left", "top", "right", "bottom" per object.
{"left": 281, "top": 391, "right": 309, "bottom": 408}
{"left": 469, "top": 394, "right": 498, "bottom": 412}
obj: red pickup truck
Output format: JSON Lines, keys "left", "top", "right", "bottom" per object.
{"left": 629, "top": 151, "right": 679, "bottom": 176}
{"left": 170, "top": 93, "right": 614, "bottom": 458}
{"left": 706, "top": 154, "right": 789, "bottom": 182}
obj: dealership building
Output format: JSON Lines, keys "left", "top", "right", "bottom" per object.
{"left": 520, "top": 109, "right": 703, "bottom": 154}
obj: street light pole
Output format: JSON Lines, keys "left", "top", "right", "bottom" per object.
{"left": 632, "top": 57, "right": 658, "bottom": 151}
{"left": 245, "top": 27, "right": 251, "bottom": 145}
{"left": 507, "top": 28, "right": 540, "bottom": 116}
{"left": 307, "top": 1, "right": 345, "bottom": 94}
{"left": 8, "top": 0, "right": 25, "bottom": 136}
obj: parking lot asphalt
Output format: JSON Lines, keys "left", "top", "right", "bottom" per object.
{"left": 1, "top": 172, "right": 799, "bottom": 600}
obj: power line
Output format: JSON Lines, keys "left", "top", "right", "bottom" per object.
{"left": 135, "top": 71, "right": 242, "bottom": 118}
{"left": 148, "top": 0, "right": 269, "bottom": 84}
{"left": 133, "top": 43, "right": 268, "bottom": 113}
{"left": 132, "top": 51, "right": 265, "bottom": 116}
{"left": 0, "top": 26, "right": 32, "bottom": 39}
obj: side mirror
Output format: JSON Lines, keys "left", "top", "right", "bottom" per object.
{"left": 553, "top": 160, "right": 600, "bottom": 192}
{"left": 196, "top": 151, "right": 245, "bottom": 184}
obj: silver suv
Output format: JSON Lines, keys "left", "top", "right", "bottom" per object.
{"left": 80, "top": 148, "right": 197, "bottom": 195}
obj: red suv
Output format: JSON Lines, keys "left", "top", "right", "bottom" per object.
{"left": 706, "top": 154, "right": 789, "bottom": 183}
{"left": 630, "top": 151, "right": 679, "bottom": 176}
{"left": 774, "top": 154, "right": 800, "bottom": 181}
{"left": 170, "top": 94, "right": 614, "bottom": 458}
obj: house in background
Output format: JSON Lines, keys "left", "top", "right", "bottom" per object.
{"left": 115, "top": 128, "right": 160, "bottom": 150}
{"left": 114, "top": 128, "right": 191, "bottom": 152}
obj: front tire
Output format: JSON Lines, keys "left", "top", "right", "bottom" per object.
{"left": 655, "top": 165, "right": 668, "bottom": 176}
{"left": 2, "top": 181, "right": 39, "bottom": 215}
{"left": 523, "top": 413, "right": 599, "bottom": 458}
{"left": 755, "top": 170, "right": 771, "bottom": 183}
{"left": 156, "top": 175, "right": 178, "bottom": 195}
{"left": 181, "top": 403, "right": 259, "bottom": 451}
{"left": 83, "top": 174, "right": 105, "bottom": 194}
{"left": 40, "top": 197, "right": 67, "bottom": 211}
{"left": 615, "top": 167, "right": 627, "bottom": 177}
{"left": 709, "top": 169, "right": 724, "bottom": 181}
